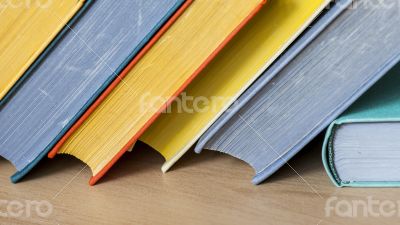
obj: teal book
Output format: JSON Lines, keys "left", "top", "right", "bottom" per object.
{"left": 322, "top": 63, "right": 400, "bottom": 187}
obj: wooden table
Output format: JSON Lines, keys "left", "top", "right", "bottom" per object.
{"left": 0, "top": 138, "right": 399, "bottom": 225}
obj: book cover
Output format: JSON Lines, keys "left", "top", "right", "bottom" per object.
{"left": 195, "top": 0, "right": 400, "bottom": 185}
{"left": 0, "top": 0, "right": 187, "bottom": 183}
{"left": 49, "top": 0, "right": 267, "bottom": 185}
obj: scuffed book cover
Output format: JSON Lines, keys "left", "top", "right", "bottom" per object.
{"left": 0, "top": 0, "right": 88, "bottom": 106}
{"left": 0, "top": 0, "right": 188, "bottom": 183}
{"left": 196, "top": 0, "right": 400, "bottom": 185}
{"left": 195, "top": 0, "right": 352, "bottom": 183}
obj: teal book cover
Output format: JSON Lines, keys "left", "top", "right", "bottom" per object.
{"left": 322, "top": 63, "right": 400, "bottom": 187}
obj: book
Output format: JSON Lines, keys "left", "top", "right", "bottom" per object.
{"left": 0, "top": 0, "right": 86, "bottom": 104}
{"left": 195, "top": 0, "right": 400, "bottom": 185}
{"left": 322, "top": 64, "right": 400, "bottom": 187}
{"left": 0, "top": 0, "right": 188, "bottom": 183}
{"left": 49, "top": 0, "right": 267, "bottom": 185}
{"left": 140, "top": 0, "right": 331, "bottom": 173}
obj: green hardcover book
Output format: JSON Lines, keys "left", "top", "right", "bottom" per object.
{"left": 322, "top": 63, "right": 400, "bottom": 187}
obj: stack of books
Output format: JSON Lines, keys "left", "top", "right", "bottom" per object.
{"left": 1, "top": 0, "right": 399, "bottom": 187}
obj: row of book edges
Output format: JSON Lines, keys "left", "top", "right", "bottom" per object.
{"left": 0, "top": 0, "right": 399, "bottom": 187}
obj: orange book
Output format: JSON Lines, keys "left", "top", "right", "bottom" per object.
{"left": 49, "top": 0, "right": 266, "bottom": 185}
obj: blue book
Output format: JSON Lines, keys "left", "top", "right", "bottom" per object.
{"left": 322, "top": 64, "right": 400, "bottom": 187}
{"left": 0, "top": 0, "right": 186, "bottom": 183}
{"left": 195, "top": 0, "right": 400, "bottom": 185}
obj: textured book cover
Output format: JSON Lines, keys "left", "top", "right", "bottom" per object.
{"left": 0, "top": 0, "right": 187, "bottom": 183}
{"left": 140, "top": 0, "right": 331, "bottom": 173}
{"left": 49, "top": 0, "right": 267, "bottom": 185}
{"left": 195, "top": 0, "right": 400, "bottom": 185}
{"left": 0, "top": 0, "right": 85, "bottom": 104}
{"left": 323, "top": 65, "right": 400, "bottom": 187}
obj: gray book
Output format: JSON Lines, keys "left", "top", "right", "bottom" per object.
{"left": 0, "top": 0, "right": 185, "bottom": 183}
{"left": 195, "top": 0, "right": 400, "bottom": 184}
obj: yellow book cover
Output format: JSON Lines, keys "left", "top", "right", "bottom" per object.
{"left": 0, "top": 0, "right": 85, "bottom": 101}
{"left": 53, "top": 0, "right": 266, "bottom": 185}
{"left": 140, "top": 0, "right": 331, "bottom": 172}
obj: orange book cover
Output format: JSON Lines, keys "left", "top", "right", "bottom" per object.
{"left": 49, "top": 0, "right": 267, "bottom": 185}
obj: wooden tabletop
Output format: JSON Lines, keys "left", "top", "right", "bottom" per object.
{"left": 0, "top": 138, "right": 399, "bottom": 225}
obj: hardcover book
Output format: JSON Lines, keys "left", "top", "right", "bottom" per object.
{"left": 195, "top": 0, "right": 400, "bottom": 185}
{"left": 0, "top": 0, "right": 188, "bottom": 183}
{"left": 323, "top": 64, "right": 400, "bottom": 187}
{"left": 0, "top": 0, "right": 85, "bottom": 104}
{"left": 140, "top": 0, "right": 331, "bottom": 173}
{"left": 49, "top": 0, "right": 267, "bottom": 185}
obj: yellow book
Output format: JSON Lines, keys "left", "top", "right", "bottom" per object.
{"left": 0, "top": 0, "right": 85, "bottom": 101}
{"left": 140, "top": 0, "right": 331, "bottom": 172}
{"left": 55, "top": 0, "right": 265, "bottom": 185}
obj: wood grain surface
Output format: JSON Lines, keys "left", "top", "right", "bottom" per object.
{"left": 0, "top": 138, "right": 399, "bottom": 225}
